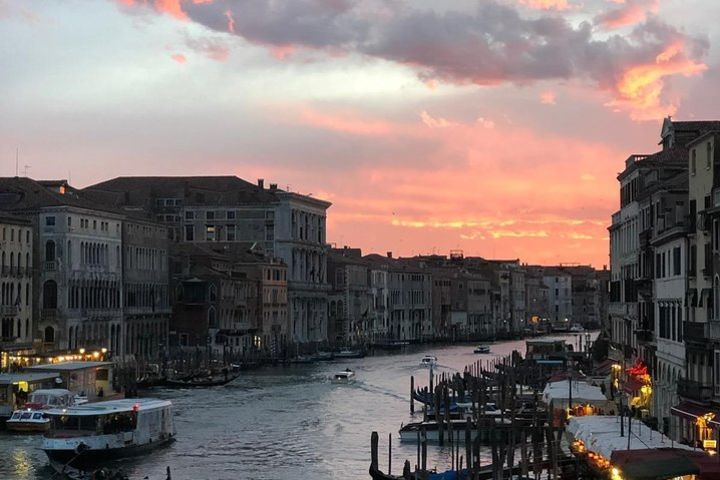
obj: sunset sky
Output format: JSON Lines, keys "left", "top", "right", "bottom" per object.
{"left": 2, "top": 0, "right": 719, "bottom": 267}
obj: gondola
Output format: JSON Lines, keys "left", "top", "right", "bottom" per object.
{"left": 163, "top": 373, "right": 240, "bottom": 388}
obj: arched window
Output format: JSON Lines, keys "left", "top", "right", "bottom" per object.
{"left": 25, "top": 253, "right": 29, "bottom": 273}
{"left": 44, "top": 326, "right": 55, "bottom": 343}
{"left": 208, "top": 307, "right": 217, "bottom": 328}
{"left": 45, "top": 240, "right": 56, "bottom": 262}
{"left": 209, "top": 284, "right": 217, "bottom": 302}
{"left": 67, "top": 241, "right": 72, "bottom": 266}
{"left": 43, "top": 280, "right": 58, "bottom": 309}
{"left": 10, "top": 252, "right": 14, "bottom": 271}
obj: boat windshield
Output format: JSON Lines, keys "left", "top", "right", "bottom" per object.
{"left": 10, "top": 412, "right": 21, "bottom": 420}
{"left": 20, "top": 412, "right": 32, "bottom": 420}
{"left": 48, "top": 412, "right": 137, "bottom": 437}
{"left": 33, "top": 413, "right": 44, "bottom": 420}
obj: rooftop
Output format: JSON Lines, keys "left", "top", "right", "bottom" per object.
{"left": 45, "top": 398, "right": 171, "bottom": 416}
{"left": 0, "top": 372, "right": 60, "bottom": 385}
{"left": 25, "top": 361, "right": 112, "bottom": 371}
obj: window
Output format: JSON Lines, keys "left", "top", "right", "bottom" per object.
{"left": 708, "top": 142, "right": 713, "bottom": 170}
{"left": 45, "top": 216, "right": 56, "bottom": 226}
{"left": 226, "top": 225, "right": 236, "bottom": 242}
{"left": 206, "top": 225, "right": 216, "bottom": 241}
{"left": 93, "top": 220, "right": 97, "bottom": 230}
{"left": 185, "top": 225, "right": 194, "bottom": 241}
{"left": 206, "top": 211, "right": 214, "bottom": 221}
{"left": 692, "top": 149, "right": 697, "bottom": 175}
{"left": 45, "top": 240, "right": 56, "bottom": 262}
{"left": 673, "top": 247, "right": 681, "bottom": 276}
{"left": 185, "top": 211, "right": 194, "bottom": 220}
{"left": 227, "top": 211, "right": 235, "bottom": 220}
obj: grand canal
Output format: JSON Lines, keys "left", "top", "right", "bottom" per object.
{"left": 0, "top": 333, "right": 594, "bottom": 480}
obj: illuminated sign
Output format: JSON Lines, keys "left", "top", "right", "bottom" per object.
{"left": 703, "top": 439, "right": 717, "bottom": 449}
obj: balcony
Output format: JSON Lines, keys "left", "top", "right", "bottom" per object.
{"left": 677, "top": 378, "right": 713, "bottom": 403}
{"left": 0, "top": 305, "right": 19, "bottom": 316}
{"left": 44, "top": 261, "right": 57, "bottom": 272}
{"left": 635, "top": 330, "right": 654, "bottom": 343}
{"left": 684, "top": 321, "right": 720, "bottom": 342}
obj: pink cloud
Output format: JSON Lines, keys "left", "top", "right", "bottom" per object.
{"left": 170, "top": 53, "right": 187, "bottom": 63}
{"left": 595, "top": 0, "right": 659, "bottom": 29}
{"left": 540, "top": 90, "right": 557, "bottom": 105}
{"left": 518, "top": 0, "right": 570, "bottom": 11}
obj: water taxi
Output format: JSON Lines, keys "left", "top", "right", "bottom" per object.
{"left": 6, "top": 389, "right": 77, "bottom": 433}
{"left": 420, "top": 356, "right": 438, "bottom": 367}
{"left": 331, "top": 369, "right": 356, "bottom": 384}
{"left": 7, "top": 410, "right": 50, "bottom": 432}
{"left": 473, "top": 345, "right": 491, "bottom": 354}
{"left": 41, "top": 398, "right": 175, "bottom": 466}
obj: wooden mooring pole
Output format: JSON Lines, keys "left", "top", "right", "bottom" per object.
{"left": 371, "top": 431, "right": 379, "bottom": 471}
{"left": 410, "top": 375, "right": 415, "bottom": 415}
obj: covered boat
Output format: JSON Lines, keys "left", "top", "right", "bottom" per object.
{"left": 41, "top": 398, "right": 175, "bottom": 467}
{"left": 6, "top": 389, "right": 77, "bottom": 433}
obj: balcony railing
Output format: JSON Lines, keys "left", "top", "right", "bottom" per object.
{"left": 0, "top": 305, "right": 19, "bottom": 316}
{"left": 677, "top": 378, "right": 713, "bottom": 402}
{"left": 44, "top": 261, "right": 57, "bottom": 272}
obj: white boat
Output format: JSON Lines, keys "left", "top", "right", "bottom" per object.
{"left": 420, "top": 356, "right": 438, "bottom": 367}
{"left": 331, "top": 369, "right": 356, "bottom": 384}
{"left": 473, "top": 345, "right": 491, "bottom": 354}
{"left": 6, "top": 389, "right": 77, "bottom": 433}
{"left": 569, "top": 324, "right": 584, "bottom": 333}
{"left": 6, "top": 410, "right": 50, "bottom": 433}
{"left": 41, "top": 398, "right": 175, "bottom": 466}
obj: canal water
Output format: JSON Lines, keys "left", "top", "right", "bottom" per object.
{"left": 0, "top": 333, "right": 595, "bottom": 480}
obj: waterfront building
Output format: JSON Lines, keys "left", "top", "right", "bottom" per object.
{"left": 0, "top": 215, "right": 34, "bottom": 369}
{"left": 368, "top": 264, "right": 390, "bottom": 344}
{"left": 84, "top": 176, "right": 331, "bottom": 346}
{"left": 363, "top": 254, "right": 432, "bottom": 342}
{"left": 327, "top": 248, "right": 372, "bottom": 347}
{"left": 0, "top": 178, "right": 125, "bottom": 355}
{"left": 648, "top": 172, "right": 689, "bottom": 432}
{"left": 524, "top": 272, "right": 550, "bottom": 332}
{"left": 542, "top": 269, "right": 573, "bottom": 330}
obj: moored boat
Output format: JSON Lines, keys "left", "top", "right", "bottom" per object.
{"left": 473, "top": 345, "right": 491, "bottom": 354}
{"left": 312, "top": 351, "right": 335, "bottom": 361}
{"left": 6, "top": 410, "right": 50, "bottom": 432}
{"left": 163, "top": 373, "right": 239, "bottom": 388}
{"left": 331, "top": 368, "right": 356, "bottom": 384}
{"left": 335, "top": 349, "right": 366, "bottom": 359}
{"left": 6, "top": 389, "right": 77, "bottom": 433}
{"left": 41, "top": 398, "right": 175, "bottom": 467}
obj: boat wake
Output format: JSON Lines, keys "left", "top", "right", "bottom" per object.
{"left": 350, "top": 381, "right": 407, "bottom": 402}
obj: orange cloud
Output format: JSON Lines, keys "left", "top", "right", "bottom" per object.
{"left": 518, "top": 0, "right": 570, "bottom": 10}
{"left": 266, "top": 105, "right": 619, "bottom": 266}
{"left": 596, "top": 0, "right": 659, "bottom": 29}
{"left": 170, "top": 53, "right": 187, "bottom": 63}
{"left": 609, "top": 41, "right": 707, "bottom": 120}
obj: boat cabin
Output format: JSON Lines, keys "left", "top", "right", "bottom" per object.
{"left": 44, "top": 398, "right": 174, "bottom": 440}
{"left": 26, "top": 389, "right": 75, "bottom": 409}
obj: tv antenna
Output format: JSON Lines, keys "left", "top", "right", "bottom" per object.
{"left": 23, "top": 164, "right": 31, "bottom": 176}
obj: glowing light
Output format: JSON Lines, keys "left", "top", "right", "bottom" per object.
{"left": 79, "top": 348, "right": 85, "bottom": 354}
{"left": 92, "top": 351, "right": 100, "bottom": 359}
{"left": 101, "top": 348, "right": 107, "bottom": 354}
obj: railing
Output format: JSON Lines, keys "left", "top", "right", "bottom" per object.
{"left": 0, "top": 305, "right": 19, "bottom": 316}
{"left": 678, "top": 378, "right": 713, "bottom": 402}
{"left": 44, "top": 261, "right": 57, "bottom": 272}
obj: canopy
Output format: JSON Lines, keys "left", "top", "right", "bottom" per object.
{"left": 611, "top": 449, "right": 700, "bottom": 480}
{"left": 567, "top": 416, "right": 693, "bottom": 461}
{"left": 542, "top": 380, "right": 610, "bottom": 410}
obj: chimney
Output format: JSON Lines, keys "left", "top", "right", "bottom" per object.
{"left": 269, "top": 183, "right": 278, "bottom": 191}
{"left": 257, "top": 179, "right": 265, "bottom": 189}
{"left": 387, "top": 251, "right": 393, "bottom": 258}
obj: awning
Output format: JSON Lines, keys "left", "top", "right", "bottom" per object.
{"left": 595, "top": 359, "right": 614, "bottom": 376}
{"left": 623, "top": 376, "right": 646, "bottom": 394}
{"left": 671, "top": 401, "right": 718, "bottom": 421}
{"left": 611, "top": 449, "right": 700, "bottom": 480}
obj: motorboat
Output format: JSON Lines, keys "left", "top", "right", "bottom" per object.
{"left": 6, "top": 410, "right": 50, "bottom": 433}
{"left": 6, "top": 389, "right": 77, "bottom": 433}
{"left": 569, "top": 324, "right": 585, "bottom": 333}
{"left": 42, "top": 398, "right": 175, "bottom": 467}
{"left": 473, "top": 345, "right": 491, "bottom": 354}
{"left": 420, "top": 355, "right": 438, "bottom": 367}
{"left": 331, "top": 368, "right": 356, "bottom": 384}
